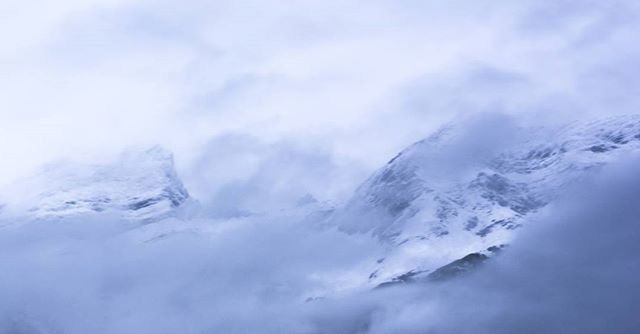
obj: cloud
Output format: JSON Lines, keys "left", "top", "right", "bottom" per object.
{"left": 2, "top": 1, "right": 640, "bottom": 332}
{"left": 184, "top": 134, "right": 369, "bottom": 216}
{"left": 321, "top": 154, "right": 640, "bottom": 334}
{"left": 4, "top": 118, "right": 639, "bottom": 334}
{"left": 3, "top": 0, "right": 640, "bottom": 191}
{"left": 0, "top": 213, "right": 382, "bottom": 334}
{"left": 426, "top": 156, "right": 640, "bottom": 334}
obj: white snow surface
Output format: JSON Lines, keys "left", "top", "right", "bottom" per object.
{"left": 332, "top": 114, "right": 640, "bottom": 285}
{"left": 0, "top": 146, "right": 190, "bottom": 222}
{"left": 2, "top": 115, "right": 640, "bottom": 290}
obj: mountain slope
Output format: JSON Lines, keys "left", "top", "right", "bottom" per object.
{"left": 332, "top": 115, "right": 640, "bottom": 285}
{"left": 0, "top": 146, "right": 190, "bottom": 222}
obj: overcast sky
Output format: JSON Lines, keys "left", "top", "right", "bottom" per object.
{"left": 1, "top": 2, "right": 640, "bottom": 332}
{"left": 2, "top": 0, "right": 640, "bottom": 202}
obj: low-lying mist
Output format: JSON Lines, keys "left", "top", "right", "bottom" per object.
{"left": 2, "top": 155, "right": 640, "bottom": 333}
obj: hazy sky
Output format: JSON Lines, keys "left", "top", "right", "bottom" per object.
{"left": 1, "top": 2, "right": 640, "bottom": 332}
{"left": 2, "top": 0, "right": 640, "bottom": 201}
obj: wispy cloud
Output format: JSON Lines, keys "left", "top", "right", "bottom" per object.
{"left": 3, "top": 0, "right": 639, "bottom": 192}
{"left": 1, "top": 3, "right": 640, "bottom": 330}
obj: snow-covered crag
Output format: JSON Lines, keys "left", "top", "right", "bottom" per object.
{"left": 0, "top": 146, "right": 190, "bottom": 222}
{"left": 2, "top": 116, "right": 639, "bottom": 291}
{"left": 332, "top": 115, "right": 640, "bottom": 286}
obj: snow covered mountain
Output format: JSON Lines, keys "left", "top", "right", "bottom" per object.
{"left": 2, "top": 116, "right": 639, "bottom": 291}
{"left": 331, "top": 115, "right": 640, "bottom": 285}
{"left": 0, "top": 146, "right": 190, "bottom": 222}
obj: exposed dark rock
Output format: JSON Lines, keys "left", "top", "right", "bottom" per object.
{"left": 375, "top": 269, "right": 430, "bottom": 289}
{"left": 427, "top": 252, "right": 489, "bottom": 282}
{"left": 476, "top": 219, "right": 518, "bottom": 237}
{"left": 387, "top": 152, "right": 403, "bottom": 164}
{"left": 128, "top": 197, "right": 161, "bottom": 211}
{"left": 465, "top": 216, "right": 479, "bottom": 231}
{"left": 588, "top": 144, "right": 616, "bottom": 153}
{"left": 375, "top": 250, "right": 501, "bottom": 288}
{"left": 469, "top": 173, "right": 544, "bottom": 215}
{"left": 604, "top": 132, "right": 628, "bottom": 144}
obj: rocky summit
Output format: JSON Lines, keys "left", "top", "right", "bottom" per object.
{"left": 331, "top": 115, "right": 640, "bottom": 285}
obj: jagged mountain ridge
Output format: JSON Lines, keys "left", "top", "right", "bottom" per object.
{"left": 2, "top": 116, "right": 639, "bottom": 291}
{"left": 0, "top": 146, "right": 190, "bottom": 222}
{"left": 333, "top": 115, "right": 640, "bottom": 285}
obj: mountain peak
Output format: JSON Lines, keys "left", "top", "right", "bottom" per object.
{"left": 0, "top": 146, "right": 190, "bottom": 222}
{"left": 331, "top": 114, "right": 640, "bottom": 284}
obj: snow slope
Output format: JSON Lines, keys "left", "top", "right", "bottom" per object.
{"left": 0, "top": 146, "right": 190, "bottom": 222}
{"left": 332, "top": 115, "right": 640, "bottom": 285}
{"left": 2, "top": 116, "right": 639, "bottom": 291}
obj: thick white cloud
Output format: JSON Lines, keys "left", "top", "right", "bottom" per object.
{"left": 2, "top": 154, "right": 639, "bottom": 333}
{"left": 2, "top": 0, "right": 640, "bottom": 204}
{"left": 1, "top": 2, "right": 640, "bottom": 332}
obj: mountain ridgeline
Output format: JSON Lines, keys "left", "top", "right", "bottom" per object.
{"left": 2, "top": 115, "right": 640, "bottom": 288}
{"left": 331, "top": 115, "right": 640, "bottom": 285}
{"left": 0, "top": 146, "right": 190, "bottom": 222}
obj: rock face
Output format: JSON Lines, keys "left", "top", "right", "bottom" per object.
{"left": 0, "top": 146, "right": 190, "bottom": 222}
{"left": 376, "top": 246, "right": 504, "bottom": 289}
{"left": 332, "top": 115, "right": 640, "bottom": 285}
